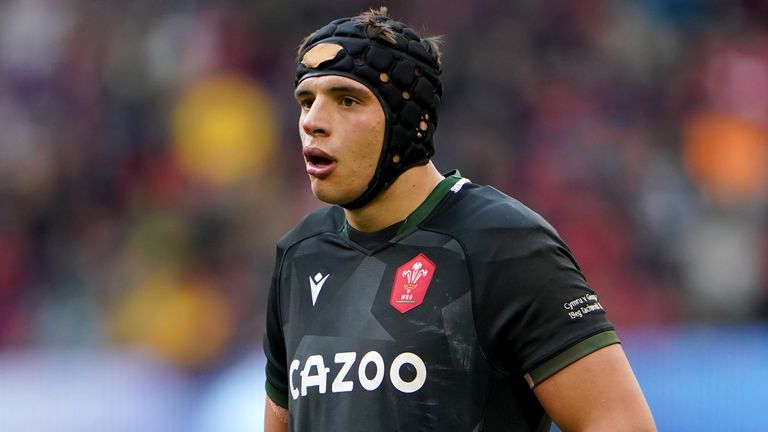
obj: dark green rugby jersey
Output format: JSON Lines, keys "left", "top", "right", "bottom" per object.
{"left": 264, "top": 171, "right": 619, "bottom": 432}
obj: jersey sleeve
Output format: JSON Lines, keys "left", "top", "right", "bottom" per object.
{"left": 471, "top": 214, "right": 619, "bottom": 388}
{"left": 263, "top": 246, "right": 289, "bottom": 408}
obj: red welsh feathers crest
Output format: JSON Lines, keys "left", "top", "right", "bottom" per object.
{"left": 390, "top": 253, "right": 435, "bottom": 314}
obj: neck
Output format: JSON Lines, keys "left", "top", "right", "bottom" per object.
{"left": 344, "top": 162, "right": 444, "bottom": 232}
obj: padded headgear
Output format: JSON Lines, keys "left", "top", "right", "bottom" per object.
{"left": 296, "top": 13, "right": 443, "bottom": 209}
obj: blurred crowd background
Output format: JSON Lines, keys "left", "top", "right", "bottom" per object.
{"left": 0, "top": 0, "right": 767, "bottom": 430}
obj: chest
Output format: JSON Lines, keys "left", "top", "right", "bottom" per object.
{"left": 278, "top": 232, "right": 481, "bottom": 399}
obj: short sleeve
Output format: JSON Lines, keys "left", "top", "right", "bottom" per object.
{"left": 471, "top": 219, "right": 618, "bottom": 388}
{"left": 263, "top": 248, "right": 289, "bottom": 408}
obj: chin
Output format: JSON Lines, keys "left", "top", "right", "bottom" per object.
{"left": 311, "top": 184, "right": 360, "bottom": 206}
{"left": 310, "top": 186, "right": 345, "bottom": 206}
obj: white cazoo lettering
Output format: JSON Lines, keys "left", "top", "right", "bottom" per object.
{"left": 332, "top": 352, "right": 356, "bottom": 393}
{"left": 300, "top": 355, "right": 330, "bottom": 396}
{"left": 390, "top": 352, "right": 427, "bottom": 393}
{"left": 289, "top": 350, "right": 427, "bottom": 400}
{"left": 289, "top": 359, "right": 300, "bottom": 400}
{"left": 358, "top": 351, "right": 385, "bottom": 391}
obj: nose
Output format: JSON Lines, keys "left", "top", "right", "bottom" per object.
{"left": 301, "top": 99, "right": 330, "bottom": 138}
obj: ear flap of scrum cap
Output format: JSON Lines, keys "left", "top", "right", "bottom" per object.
{"left": 296, "top": 14, "right": 442, "bottom": 210}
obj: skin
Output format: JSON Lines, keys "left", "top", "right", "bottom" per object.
{"left": 534, "top": 344, "right": 656, "bottom": 431}
{"left": 294, "top": 74, "right": 444, "bottom": 232}
{"left": 264, "top": 398, "right": 288, "bottom": 432}
{"left": 265, "top": 74, "right": 656, "bottom": 431}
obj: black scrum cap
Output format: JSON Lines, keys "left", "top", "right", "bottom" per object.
{"left": 296, "top": 12, "right": 443, "bottom": 210}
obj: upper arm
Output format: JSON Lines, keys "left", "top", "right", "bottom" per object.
{"left": 468, "top": 211, "right": 617, "bottom": 380}
{"left": 264, "top": 396, "right": 289, "bottom": 432}
{"left": 533, "top": 344, "right": 656, "bottom": 432}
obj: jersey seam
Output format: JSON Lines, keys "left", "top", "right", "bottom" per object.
{"left": 416, "top": 225, "right": 497, "bottom": 372}
{"left": 340, "top": 231, "right": 388, "bottom": 255}
{"left": 417, "top": 223, "right": 509, "bottom": 429}
{"left": 413, "top": 186, "right": 504, "bottom": 379}
{"left": 416, "top": 201, "right": 601, "bottom": 381}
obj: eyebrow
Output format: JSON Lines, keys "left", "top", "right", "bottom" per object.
{"left": 294, "top": 85, "right": 371, "bottom": 100}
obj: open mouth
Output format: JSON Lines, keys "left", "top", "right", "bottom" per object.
{"left": 304, "top": 147, "right": 336, "bottom": 179}
{"left": 304, "top": 146, "right": 336, "bottom": 166}
{"left": 308, "top": 154, "right": 333, "bottom": 167}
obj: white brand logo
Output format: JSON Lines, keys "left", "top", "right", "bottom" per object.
{"left": 450, "top": 178, "right": 470, "bottom": 192}
{"left": 289, "top": 350, "right": 427, "bottom": 400}
{"left": 309, "top": 272, "right": 329, "bottom": 306}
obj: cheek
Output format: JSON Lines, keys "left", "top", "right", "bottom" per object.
{"left": 357, "top": 126, "right": 385, "bottom": 172}
{"left": 371, "top": 123, "right": 386, "bottom": 162}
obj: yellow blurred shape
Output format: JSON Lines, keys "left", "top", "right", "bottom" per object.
{"left": 112, "top": 268, "right": 234, "bottom": 370}
{"left": 683, "top": 111, "right": 768, "bottom": 204}
{"left": 173, "top": 75, "right": 276, "bottom": 186}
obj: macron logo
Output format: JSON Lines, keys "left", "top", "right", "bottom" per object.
{"left": 450, "top": 178, "right": 470, "bottom": 192}
{"left": 309, "top": 272, "right": 330, "bottom": 306}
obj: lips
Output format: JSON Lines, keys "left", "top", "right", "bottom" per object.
{"left": 303, "top": 146, "right": 337, "bottom": 179}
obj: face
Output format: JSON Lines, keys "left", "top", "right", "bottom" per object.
{"left": 295, "top": 75, "right": 385, "bottom": 205}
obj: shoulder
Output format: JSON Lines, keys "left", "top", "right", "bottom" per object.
{"left": 432, "top": 183, "right": 557, "bottom": 237}
{"left": 277, "top": 205, "right": 344, "bottom": 252}
{"left": 422, "top": 182, "right": 574, "bottom": 271}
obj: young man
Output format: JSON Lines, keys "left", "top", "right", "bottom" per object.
{"left": 264, "top": 8, "right": 655, "bottom": 432}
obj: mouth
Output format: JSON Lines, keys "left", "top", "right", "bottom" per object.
{"left": 307, "top": 154, "right": 333, "bottom": 167}
{"left": 304, "top": 147, "right": 337, "bottom": 179}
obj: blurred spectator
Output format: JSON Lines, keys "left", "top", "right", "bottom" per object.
{"left": 1, "top": 0, "right": 766, "bottom": 368}
{"left": 678, "top": 33, "right": 768, "bottom": 319}
{"left": 0, "top": 0, "right": 767, "bottom": 429}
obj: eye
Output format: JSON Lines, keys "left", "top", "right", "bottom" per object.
{"left": 340, "top": 97, "right": 357, "bottom": 107}
{"left": 298, "top": 98, "right": 313, "bottom": 110}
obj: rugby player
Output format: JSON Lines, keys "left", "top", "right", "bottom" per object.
{"left": 264, "top": 7, "right": 655, "bottom": 431}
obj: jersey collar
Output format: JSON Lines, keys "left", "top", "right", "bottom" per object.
{"left": 341, "top": 170, "right": 464, "bottom": 239}
{"left": 397, "top": 170, "right": 463, "bottom": 235}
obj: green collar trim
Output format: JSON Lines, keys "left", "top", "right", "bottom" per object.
{"left": 341, "top": 170, "right": 463, "bottom": 239}
{"left": 397, "top": 170, "right": 462, "bottom": 235}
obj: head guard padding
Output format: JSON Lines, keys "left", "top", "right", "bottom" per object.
{"left": 296, "top": 14, "right": 443, "bottom": 209}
